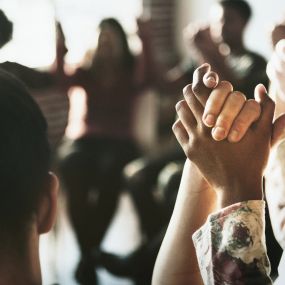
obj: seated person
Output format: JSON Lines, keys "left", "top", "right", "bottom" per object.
{"left": 0, "top": 69, "right": 58, "bottom": 285}
{"left": 152, "top": 64, "right": 285, "bottom": 284}
{"left": 93, "top": 161, "right": 184, "bottom": 285}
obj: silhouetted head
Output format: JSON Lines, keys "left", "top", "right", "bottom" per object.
{"left": 0, "top": 69, "right": 55, "bottom": 247}
{"left": 95, "top": 18, "right": 134, "bottom": 68}
{"left": 0, "top": 10, "right": 13, "bottom": 48}
{"left": 210, "top": 0, "right": 252, "bottom": 48}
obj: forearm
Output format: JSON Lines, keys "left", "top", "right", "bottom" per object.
{"left": 152, "top": 160, "right": 216, "bottom": 285}
{"left": 135, "top": 33, "right": 158, "bottom": 88}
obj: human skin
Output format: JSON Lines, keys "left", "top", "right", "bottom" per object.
{"left": 152, "top": 64, "right": 285, "bottom": 285}
{"left": 174, "top": 82, "right": 274, "bottom": 207}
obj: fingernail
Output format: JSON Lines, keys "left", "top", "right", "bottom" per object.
{"left": 212, "top": 127, "right": 226, "bottom": 141}
{"left": 256, "top": 83, "right": 267, "bottom": 94}
{"left": 228, "top": 130, "right": 239, "bottom": 142}
{"left": 204, "top": 114, "right": 215, "bottom": 126}
{"left": 205, "top": 76, "right": 216, "bottom": 87}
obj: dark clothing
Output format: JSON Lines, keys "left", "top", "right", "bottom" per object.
{"left": 225, "top": 51, "right": 268, "bottom": 99}
{"left": 98, "top": 159, "right": 184, "bottom": 285}
{"left": 57, "top": 136, "right": 139, "bottom": 252}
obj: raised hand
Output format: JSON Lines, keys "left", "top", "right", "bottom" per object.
{"left": 56, "top": 22, "right": 68, "bottom": 58}
{"left": 186, "top": 64, "right": 261, "bottom": 142}
{"left": 185, "top": 26, "right": 216, "bottom": 52}
{"left": 173, "top": 80, "right": 276, "bottom": 207}
{"left": 137, "top": 17, "right": 152, "bottom": 40}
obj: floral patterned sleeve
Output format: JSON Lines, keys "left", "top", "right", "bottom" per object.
{"left": 192, "top": 200, "right": 273, "bottom": 285}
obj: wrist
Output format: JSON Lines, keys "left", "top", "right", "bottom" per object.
{"left": 216, "top": 177, "right": 263, "bottom": 208}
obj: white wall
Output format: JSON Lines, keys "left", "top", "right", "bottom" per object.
{"left": 176, "top": 0, "right": 285, "bottom": 60}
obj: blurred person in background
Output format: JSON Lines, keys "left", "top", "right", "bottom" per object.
{"left": 92, "top": 161, "right": 184, "bottom": 285}
{"left": 183, "top": 0, "right": 268, "bottom": 98}
{"left": 0, "top": 10, "right": 68, "bottom": 151}
{"left": 56, "top": 17, "right": 155, "bottom": 285}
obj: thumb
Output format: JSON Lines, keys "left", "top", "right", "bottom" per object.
{"left": 272, "top": 113, "right": 285, "bottom": 147}
{"left": 254, "top": 83, "right": 268, "bottom": 103}
{"left": 254, "top": 84, "right": 275, "bottom": 131}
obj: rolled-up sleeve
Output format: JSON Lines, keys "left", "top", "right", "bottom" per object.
{"left": 192, "top": 200, "right": 272, "bottom": 285}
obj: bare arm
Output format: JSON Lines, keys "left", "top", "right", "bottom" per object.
{"left": 152, "top": 160, "right": 216, "bottom": 285}
{"left": 153, "top": 62, "right": 285, "bottom": 284}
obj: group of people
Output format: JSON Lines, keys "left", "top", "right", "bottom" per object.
{"left": 0, "top": 0, "right": 285, "bottom": 284}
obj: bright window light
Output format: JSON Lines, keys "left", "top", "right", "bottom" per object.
{"left": 0, "top": 0, "right": 142, "bottom": 68}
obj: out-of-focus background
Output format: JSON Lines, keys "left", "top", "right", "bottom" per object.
{"left": 0, "top": 0, "right": 285, "bottom": 69}
{"left": 1, "top": 0, "right": 285, "bottom": 284}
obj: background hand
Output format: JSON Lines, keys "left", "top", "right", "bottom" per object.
{"left": 137, "top": 17, "right": 152, "bottom": 40}
{"left": 56, "top": 22, "right": 68, "bottom": 58}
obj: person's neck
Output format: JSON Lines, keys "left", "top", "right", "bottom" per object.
{"left": 0, "top": 228, "right": 41, "bottom": 285}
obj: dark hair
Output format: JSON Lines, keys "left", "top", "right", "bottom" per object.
{"left": 0, "top": 69, "right": 50, "bottom": 231}
{"left": 98, "top": 18, "right": 135, "bottom": 70}
{"left": 219, "top": 0, "right": 252, "bottom": 23}
{"left": 0, "top": 10, "right": 13, "bottom": 48}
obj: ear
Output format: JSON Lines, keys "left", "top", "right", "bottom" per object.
{"left": 37, "top": 172, "right": 59, "bottom": 234}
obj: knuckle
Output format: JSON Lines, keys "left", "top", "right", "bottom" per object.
{"left": 198, "top": 121, "right": 209, "bottom": 134}
{"left": 192, "top": 82, "right": 203, "bottom": 95}
{"left": 175, "top": 100, "right": 186, "bottom": 112}
{"left": 246, "top": 100, "right": 261, "bottom": 114}
{"left": 232, "top": 120, "right": 247, "bottom": 132}
{"left": 266, "top": 97, "right": 275, "bottom": 108}
{"left": 216, "top": 116, "right": 230, "bottom": 128}
{"left": 246, "top": 99, "right": 260, "bottom": 108}
{"left": 262, "top": 96, "right": 276, "bottom": 113}
{"left": 231, "top": 91, "right": 246, "bottom": 102}
{"left": 183, "top": 84, "right": 193, "bottom": 96}
{"left": 204, "top": 98, "right": 222, "bottom": 115}
{"left": 172, "top": 120, "right": 181, "bottom": 133}
{"left": 220, "top": 81, "right": 233, "bottom": 93}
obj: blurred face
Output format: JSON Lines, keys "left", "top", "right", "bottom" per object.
{"left": 210, "top": 4, "right": 246, "bottom": 46}
{"left": 97, "top": 24, "right": 124, "bottom": 58}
